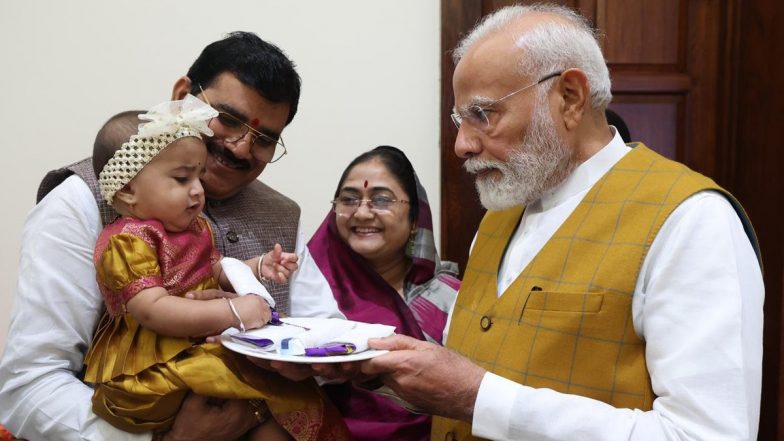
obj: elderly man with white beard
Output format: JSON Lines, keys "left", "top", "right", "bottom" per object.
{"left": 360, "top": 3, "right": 764, "bottom": 441}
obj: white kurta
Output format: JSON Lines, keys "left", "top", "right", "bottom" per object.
{"left": 0, "top": 175, "right": 305, "bottom": 441}
{"left": 467, "top": 131, "right": 764, "bottom": 440}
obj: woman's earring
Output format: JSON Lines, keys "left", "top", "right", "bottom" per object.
{"left": 407, "top": 227, "right": 417, "bottom": 256}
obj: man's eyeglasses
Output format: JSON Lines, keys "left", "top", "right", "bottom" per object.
{"left": 198, "top": 84, "right": 287, "bottom": 163}
{"left": 332, "top": 195, "right": 410, "bottom": 216}
{"left": 450, "top": 71, "right": 562, "bottom": 131}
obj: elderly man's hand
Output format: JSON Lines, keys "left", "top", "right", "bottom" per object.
{"left": 247, "top": 357, "right": 364, "bottom": 383}
{"left": 360, "top": 334, "right": 486, "bottom": 422}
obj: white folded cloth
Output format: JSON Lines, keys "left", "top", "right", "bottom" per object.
{"left": 331, "top": 323, "right": 397, "bottom": 353}
{"left": 280, "top": 318, "right": 356, "bottom": 355}
{"left": 220, "top": 257, "right": 275, "bottom": 307}
{"left": 279, "top": 318, "right": 395, "bottom": 356}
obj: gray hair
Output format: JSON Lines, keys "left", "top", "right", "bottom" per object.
{"left": 453, "top": 3, "right": 612, "bottom": 111}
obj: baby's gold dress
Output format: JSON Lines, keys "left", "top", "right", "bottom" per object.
{"left": 84, "top": 216, "right": 350, "bottom": 440}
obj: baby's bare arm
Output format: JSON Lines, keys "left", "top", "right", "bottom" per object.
{"left": 126, "top": 287, "right": 270, "bottom": 338}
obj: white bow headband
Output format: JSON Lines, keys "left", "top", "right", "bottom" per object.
{"left": 98, "top": 94, "right": 218, "bottom": 205}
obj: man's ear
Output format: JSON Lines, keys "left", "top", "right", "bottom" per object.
{"left": 171, "top": 76, "right": 192, "bottom": 100}
{"left": 557, "top": 68, "right": 590, "bottom": 131}
{"left": 114, "top": 185, "right": 137, "bottom": 207}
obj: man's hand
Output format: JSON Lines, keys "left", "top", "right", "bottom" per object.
{"left": 163, "top": 394, "right": 257, "bottom": 441}
{"left": 184, "top": 289, "right": 238, "bottom": 301}
{"left": 247, "top": 357, "right": 364, "bottom": 383}
{"left": 360, "top": 334, "right": 486, "bottom": 422}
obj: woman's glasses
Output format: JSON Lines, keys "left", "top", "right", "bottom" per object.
{"left": 332, "top": 195, "right": 410, "bottom": 216}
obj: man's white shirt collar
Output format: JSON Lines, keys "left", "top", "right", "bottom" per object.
{"left": 537, "top": 126, "right": 629, "bottom": 212}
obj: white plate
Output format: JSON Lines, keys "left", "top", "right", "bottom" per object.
{"left": 220, "top": 317, "right": 389, "bottom": 364}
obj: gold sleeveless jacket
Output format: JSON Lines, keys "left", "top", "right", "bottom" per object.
{"left": 432, "top": 144, "right": 758, "bottom": 440}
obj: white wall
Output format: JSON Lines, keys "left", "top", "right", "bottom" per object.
{"left": 0, "top": 1, "right": 441, "bottom": 354}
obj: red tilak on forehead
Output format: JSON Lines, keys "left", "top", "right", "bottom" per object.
{"left": 250, "top": 118, "right": 259, "bottom": 126}
{"left": 364, "top": 180, "right": 368, "bottom": 188}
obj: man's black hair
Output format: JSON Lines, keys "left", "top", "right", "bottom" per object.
{"left": 187, "top": 31, "right": 302, "bottom": 125}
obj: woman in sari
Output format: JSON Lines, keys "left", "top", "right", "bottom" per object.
{"left": 289, "top": 145, "right": 460, "bottom": 441}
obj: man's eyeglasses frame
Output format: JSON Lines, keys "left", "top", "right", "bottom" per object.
{"left": 450, "top": 71, "right": 563, "bottom": 131}
{"left": 198, "top": 84, "right": 287, "bottom": 164}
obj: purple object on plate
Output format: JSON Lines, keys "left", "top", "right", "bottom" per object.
{"left": 304, "top": 342, "right": 357, "bottom": 357}
{"left": 269, "top": 309, "right": 282, "bottom": 325}
{"left": 268, "top": 310, "right": 310, "bottom": 330}
{"left": 231, "top": 334, "right": 274, "bottom": 350}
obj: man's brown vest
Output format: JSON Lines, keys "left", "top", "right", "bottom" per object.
{"left": 37, "top": 157, "right": 300, "bottom": 314}
{"left": 432, "top": 144, "right": 759, "bottom": 440}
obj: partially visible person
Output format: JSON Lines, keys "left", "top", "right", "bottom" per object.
{"left": 605, "top": 108, "right": 631, "bottom": 143}
{"left": 0, "top": 424, "right": 13, "bottom": 441}
{"left": 263, "top": 146, "right": 460, "bottom": 441}
{"left": 360, "top": 4, "right": 764, "bottom": 441}
{"left": 0, "top": 32, "right": 305, "bottom": 441}
{"left": 84, "top": 100, "right": 348, "bottom": 441}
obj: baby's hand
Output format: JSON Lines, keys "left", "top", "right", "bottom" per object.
{"left": 259, "top": 243, "right": 299, "bottom": 284}
{"left": 233, "top": 295, "right": 272, "bottom": 330}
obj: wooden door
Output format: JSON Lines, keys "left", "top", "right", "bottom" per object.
{"left": 440, "top": 1, "right": 783, "bottom": 439}
{"left": 441, "top": 0, "right": 725, "bottom": 266}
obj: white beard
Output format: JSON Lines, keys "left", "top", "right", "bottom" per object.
{"left": 463, "top": 97, "right": 576, "bottom": 210}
